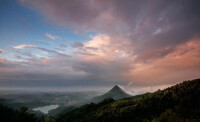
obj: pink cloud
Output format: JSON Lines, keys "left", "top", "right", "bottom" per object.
{"left": 13, "top": 44, "right": 36, "bottom": 49}
{"left": 41, "top": 59, "right": 51, "bottom": 64}
{"left": 122, "top": 38, "right": 200, "bottom": 85}
{"left": 0, "top": 49, "right": 3, "bottom": 53}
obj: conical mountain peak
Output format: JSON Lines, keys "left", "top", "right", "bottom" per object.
{"left": 92, "top": 85, "right": 131, "bottom": 103}
{"left": 111, "top": 85, "right": 121, "bottom": 90}
{"left": 108, "top": 85, "right": 125, "bottom": 94}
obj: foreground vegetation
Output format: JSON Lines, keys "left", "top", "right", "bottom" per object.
{"left": 57, "top": 79, "right": 200, "bottom": 122}
{"left": 0, "top": 105, "right": 57, "bottom": 122}
{"left": 0, "top": 78, "right": 200, "bottom": 122}
{"left": 0, "top": 105, "right": 38, "bottom": 122}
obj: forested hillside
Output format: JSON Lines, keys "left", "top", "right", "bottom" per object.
{"left": 1, "top": 79, "right": 200, "bottom": 122}
{"left": 0, "top": 105, "right": 38, "bottom": 122}
{"left": 57, "top": 79, "right": 200, "bottom": 122}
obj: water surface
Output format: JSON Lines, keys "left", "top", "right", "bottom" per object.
{"left": 33, "top": 104, "right": 59, "bottom": 114}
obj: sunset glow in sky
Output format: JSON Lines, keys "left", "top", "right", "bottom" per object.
{"left": 0, "top": 0, "right": 200, "bottom": 89}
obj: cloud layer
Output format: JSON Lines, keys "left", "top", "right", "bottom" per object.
{"left": 20, "top": 0, "right": 200, "bottom": 59}
{"left": 1, "top": 0, "right": 200, "bottom": 88}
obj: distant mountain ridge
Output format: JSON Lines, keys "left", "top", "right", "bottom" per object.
{"left": 57, "top": 78, "right": 200, "bottom": 122}
{"left": 92, "top": 85, "right": 131, "bottom": 103}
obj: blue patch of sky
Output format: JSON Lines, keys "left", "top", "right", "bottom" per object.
{"left": 0, "top": 0, "right": 97, "bottom": 61}
{"left": 0, "top": 0, "right": 96, "bottom": 51}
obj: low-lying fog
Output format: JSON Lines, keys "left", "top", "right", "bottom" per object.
{"left": 0, "top": 84, "right": 171, "bottom": 115}
{"left": 0, "top": 86, "right": 109, "bottom": 114}
{"left": 0, "top": 88, "right": 105, "bottom": 104}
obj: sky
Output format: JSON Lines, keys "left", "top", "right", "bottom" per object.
{"left": 0, "top": 0, "right": 200, "bottom": 90}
